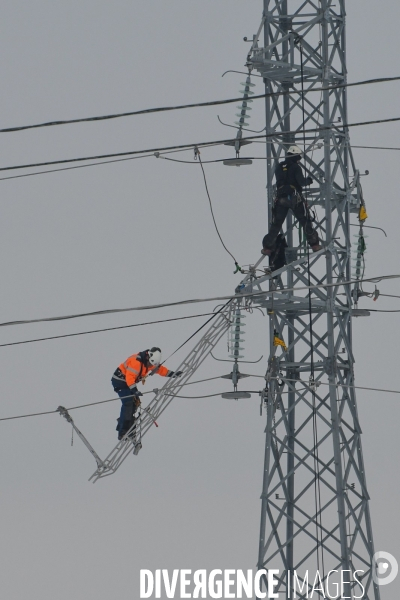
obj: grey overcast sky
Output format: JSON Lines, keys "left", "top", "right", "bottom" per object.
{"left": 0, "top": 1, "right": 399, "bottom": 598}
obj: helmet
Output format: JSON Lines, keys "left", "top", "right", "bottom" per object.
{"left": 148, "top": 347, "right": 162, "bottom": 366}
{"left": 287, "top": 145, "right": 302, "bottom": 157}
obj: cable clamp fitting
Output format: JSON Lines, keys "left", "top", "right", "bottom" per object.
{"left": 308, "top": 377, "right": 321, "bottom": 392}
{"left": 57, "top": 405, "right": 72, "bottom": 423}
{"left": 234, "top": 261, "right": 243, "bottom": 274}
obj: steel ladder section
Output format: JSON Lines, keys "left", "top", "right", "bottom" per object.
{"left": 89, "top": 305, "right": 232, "bottom": 482}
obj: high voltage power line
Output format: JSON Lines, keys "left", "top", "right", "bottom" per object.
{"left": 1, "top": 75, "right": 399, "bottom": 134}
{"left": 2, "top": 114, "right": 400, "bottom": 175}
{"left": 2, "top": 375, "right": 400, "bottom": 423}
{"left": 0, "top": 312, "right": 218, "bottom": 348}
{"left": 0, "top": 375, "right": 243, "bottom": 421}
{"left": 0, "top": 274, "right": 398, "bottom": 329}
{"left": 0, "top": 152, "right": 165, "bottom": 182}
{"left": 3, "top": 142, "right": 400, "bottom": 183}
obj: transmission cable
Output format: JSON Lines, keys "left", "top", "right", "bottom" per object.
{"left": 0, "top": 152, "right": 157, "bottom": 182}
{"left": 0, "top": 273, "right": 398, "bottom": 329}
{"left": 0, "top": 303, "right": 234, "bottom": 423}
{"left": 0, "top": 302, "right": 233, "bottom": 423}
{"left": 4, "top": 296, "right": 397, "bottom": 349}
{"left": 0, "top": 144, "right": 227, "bottom": 182}
{"left": 2, "top": 75, "right": 400, "bottom": 134}
{"left": 3, "top": 376, "right": 400, "bottom": 423}
{"left": 196, "top": 149, "right": 242, "bottom": 274}
{"left": 376, "top": 293, "right": 400, "bottom": 299}
{"left": 369, "top": 308, "right": 400, "bottom": 313}
{"left": 167, "top": 391, "right": 258, "bottom": 399}
{"left": 3, "top": 113, "right": 400, "bottom": 174}
{"left": 274, "top": 376, "right": 400, "bottom": 397}
{"left": 0, "top": 374, "right": 245, "bottom": 421}
{"left": 2, "top": 143, "right": 400, "bottom": 184}
{"left": 0, "top": 311, "right": 218, "bottom": 348}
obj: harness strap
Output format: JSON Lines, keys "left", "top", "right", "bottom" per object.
{"left": 278, "top": 184, "right": 296, "bottom": 191}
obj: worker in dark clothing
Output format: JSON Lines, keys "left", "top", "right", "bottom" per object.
{"left": 261, "top": 145, "right": 322, "bottom": 255}
{"left": 111, "top": 347, "right": 182, "bottom": 440}
{"left": 268, "top": 233, "right": 287, "bottom": 273}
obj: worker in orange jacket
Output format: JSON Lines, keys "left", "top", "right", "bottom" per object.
{"left": 111, "top": 347, "right": 182, "bottom": 440}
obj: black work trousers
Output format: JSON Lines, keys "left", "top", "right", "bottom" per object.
{"left": 111, "top": 375, "right": 138, "bottom": 434}
{"left": 262, "top": 194, "right": 319, "bottom": 250}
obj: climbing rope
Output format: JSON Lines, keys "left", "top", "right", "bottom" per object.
{"left": 195, "top": 148, "right": 243, "bottom": 274}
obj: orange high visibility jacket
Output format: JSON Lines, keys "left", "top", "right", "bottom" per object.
{"left": 118, "top": 353, "right": 171, "bottom": 389}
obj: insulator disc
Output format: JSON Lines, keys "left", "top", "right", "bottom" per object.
{"left": 221, "top": 392, "right": 252, "bottom": 400}
{"left": 223, "top": 158, "right": 253, "bottom": 166}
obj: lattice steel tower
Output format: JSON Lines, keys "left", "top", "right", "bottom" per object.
{"left": 243, "top": 1, "right": 381, "bottom": 597}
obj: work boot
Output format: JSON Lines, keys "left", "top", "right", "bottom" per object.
{"left": 118, "top": 418, "right": 134, "bottom": 441}
{"left": 311, "top": 244, "right": 323, "bottom": 252}
{"left": 261, "top": 248, "right": 272, "bottom": 256}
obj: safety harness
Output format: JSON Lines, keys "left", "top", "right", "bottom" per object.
{"left": 276, "top": 161, "right": 298, "bottom": 199}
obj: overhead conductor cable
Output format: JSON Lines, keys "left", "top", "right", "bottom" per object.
{"left": 4, "top": 113, "right": 400, "bottom": 174}
{"left": 1, "top": 75, "right": 400, "bottom": 133}
{"left": 196, "top": 148, "right": 243, "bottom": 274}
{"left": 3, "top": 378, "right": 400, "bottom": 423}
{"left": 0, "top": 274, "right": 399, "bottom": 329}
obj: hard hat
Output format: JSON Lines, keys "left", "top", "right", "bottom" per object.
{"left": 287, "top": 145, "right": 303, "bottom": 156}
{"left": 148, "top": 347, "right": 162, "bottom": 366}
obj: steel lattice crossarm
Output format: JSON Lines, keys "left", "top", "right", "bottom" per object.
{"left": 57, "top": 263, "right": 266, "bottom": 484}
{"left": 241, "top": 1, "right": 382, "bottom": 598}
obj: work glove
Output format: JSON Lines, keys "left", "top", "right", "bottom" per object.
{"left": 306, "top": 176, "right": 313, "bottom": 185}
{"left": 131, "top": 386, "right": 143, "bottom": 397}
{"left": 169, "top": 371, "right": 183, "bottom": 378}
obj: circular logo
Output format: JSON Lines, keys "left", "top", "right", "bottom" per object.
{"left": 372, "top": 551, "right": 398, "bottom": 586}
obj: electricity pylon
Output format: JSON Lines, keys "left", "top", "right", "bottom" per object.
{"left": 245, "top": 1, "right": 381, "bottom": 597}
{"left": 56, "top": 3, "right": 381, "bottom": 596}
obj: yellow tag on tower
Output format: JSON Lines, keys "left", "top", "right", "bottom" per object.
{"left": 359, "top": 205, "right": 368, "bottom": 222}
{"left": 273, "top": 334, "right": 288, "bottom": 352}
